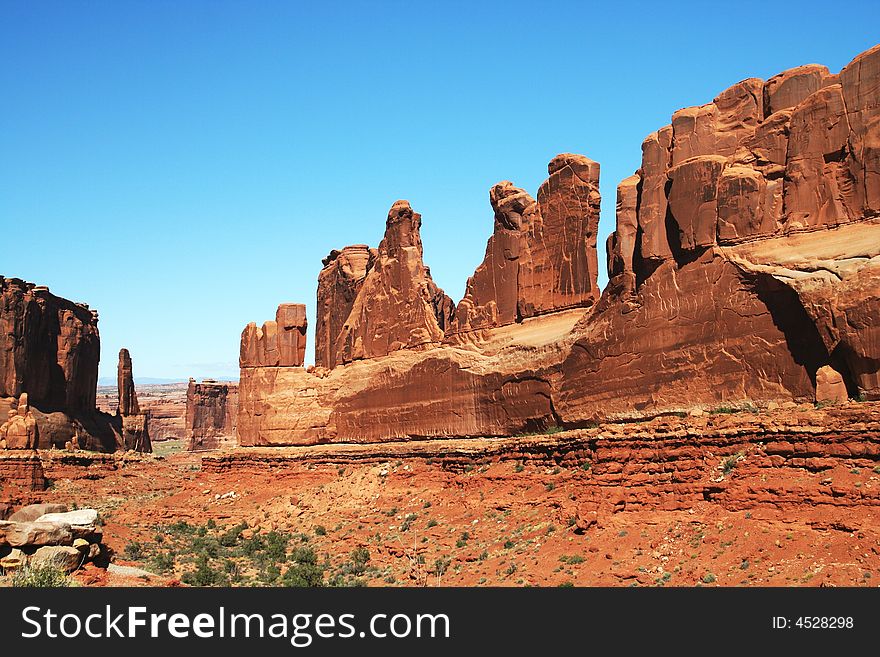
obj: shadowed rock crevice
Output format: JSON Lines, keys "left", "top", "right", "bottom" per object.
{"left": 746, "top": 272, "right": 832, "bottom": 386}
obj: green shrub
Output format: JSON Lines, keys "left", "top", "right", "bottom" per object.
{"left": 182, "top": 555, "right": 223, "bottom": 587}
{"left": 150, "top": 551, "right": 175, "bottom": 574}
{"left": 219, "top": 521, "right": 247, "bottom": 547}
{"left": 348, "top": 547, "right": 370, "bottom": 575}
{"left": 282, "top": 547, "right": 324, "bottom": 587}
{"left": 314, "top": 525, "right": 327, "bottom": 537}
{"left": 11, "top": 564, "right": 71, "bottom": 588}
{"left": 124, "top": 541, "right": 145, "bottom": 560}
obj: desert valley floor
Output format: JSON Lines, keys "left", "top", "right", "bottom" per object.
{"left": 7, "top": 400, "right": 877, "bottom": 588}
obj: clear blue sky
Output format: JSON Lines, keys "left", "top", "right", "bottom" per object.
{"left": 2, "top": 1, "right": 877, "bottom": 381}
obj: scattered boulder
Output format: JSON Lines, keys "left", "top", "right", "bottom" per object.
{"left": 8, "top": 503, "right": 68, "bottom": 523}
{"left": 4, "top": 521, "right": 73, "bottom": 548}
{"left": 0, "top": 393, "right": 39, "bottom": 450}
{"left": 30, "top": 545, "right": 83, "bottom": 574}
{"left": 816, "top": 366, "right": 849, "bottom": 403}
{"left": 0, "top": 548, "right": 26, "bottom": 570}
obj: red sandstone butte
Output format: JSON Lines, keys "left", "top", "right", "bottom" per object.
{"left": 186, "top": 379, "right": 238, "bottom": 451}
{"left": 237, "top": 44, "right": 880, "bottom": 448}
{"left": 315, "top": 245, "right": 375, "bottom": 370}
{"left": 0, "top": 277, "right": 130, "bottom": 452}
{"left": 1, "top": 277, "right": 99, "bottom": 414}
{"left": 334, "top": 200, "right": 453, "bottom": 363}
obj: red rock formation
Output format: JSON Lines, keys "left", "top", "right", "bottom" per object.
{"left": 449, "top": 154, "right": 601, "bottom": 337}
{"left": 334, "top": 201, "right": 453, "bottom": 363}
{"left": 113, "top": 348, "right": 151, "bottom": 453}
{"left": 238, "top": 44, "right": 880, "bottom": 448}
{"left": 449, "top": 182, "right": 530, "bottom": 335}
{"left": 0, "top": 277, "right": 99, "bottom": 413}
{"left": 517, "top": 154, "right": 601, "bottom": 318}
{"left": 186, "top": 379, "right": 238, "bottom": 451}
{"left": 116, "top": 349, "right": 139, "bottom": 416}
{"left": 240, "top": 303, "right": 308, "bottom": 368}
{"left": 0, "top": 393, "right": 38, "bottom": 450}
{"left": 0, "top": 278, "right": 126, "bottom": 452}
{"left": 0, "top": 453, "right": 47, "bottom": 493}
{"left": 815, "top": 365, "right": 848, "bottom": 403}
{"left": 315, "top": 245, "right": 374, "bottom": 369}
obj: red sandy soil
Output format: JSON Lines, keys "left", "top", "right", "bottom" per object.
{"left": 26, "top": 408, "right": 879, "bottom": 587}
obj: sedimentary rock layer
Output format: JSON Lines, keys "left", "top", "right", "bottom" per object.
{"left": 186, "top": 379, "right": 238, "bottom": 451}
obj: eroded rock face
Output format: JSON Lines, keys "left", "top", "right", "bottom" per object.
{"left": 0, "top": 393, "right": 38, "bottom": 449}
{"left": 315, "top": 245, "right": 374, "bottom": 369}
{"left": 116, "top": 349, "right": 139, "bottom": 416}
{"left": 448, "top": 182, "right": 529, "bottom": 336}
{"left": 241, "top": 303, "right": 308, "bottom": 368}
{"left": 238, "top": 44, "right": 880, "bottom": 448}
{"left": 449, "top": 155, "right": 602, "bottom": 337}
{"left": 600, "top": 44, "right": 880, "bottom": 404}
{"left": 0, "top": 277, "right": 99, "bottom": 413}
{"left": 186, "top": 378, "right": 238, "bottom": 450}
{"left": 517, "top": 154, "right": 601, "bottom": 319}
{"left": 334, "top": 201, "right": 453, "bottom": 363}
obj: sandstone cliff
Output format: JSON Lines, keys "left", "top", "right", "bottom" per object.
{"left": 0, "top": 278, "right": 149, "bottom": 453}
{"left": 1, "top": 277, "right": 99, "bottom": 413}
{"left": 333, "top": 201, "right": 454, "bottom": 364}
{"left": 238, "top": 44, "right": 880, "bottom": 447}
{"left": 186, "top": 379, "right": 238, "bottom": 451}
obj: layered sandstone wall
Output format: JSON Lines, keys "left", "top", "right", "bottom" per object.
{"left": 186, "top": 379, "right": 238, "bottom": 451}
{"left": 238, "top": 44, "right": 880, "bottom": 448}
{"left": 449, "top": 154, "right": 601, "bottom": 337}
{"left": 1, "top": 277, "right": 100, "bottom": 413}
{"left": 0, "top": 278, "right": 151, "bottom": 453}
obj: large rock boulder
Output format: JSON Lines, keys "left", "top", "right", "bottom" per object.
{"left": 29, "top": 545, "right": 82, "bottom": 573}
{"left": 8, "top": 503, "right": 67, "bottom": 523}
{"left": 0, "top": 393, "right": 39, "bottom": 449}
{"left": 3, "top": 521, "right": 73, "bottom": 547}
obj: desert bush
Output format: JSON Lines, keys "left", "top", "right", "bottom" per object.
{"left": 11, "top": 563, "right": 71, "bottom": 588}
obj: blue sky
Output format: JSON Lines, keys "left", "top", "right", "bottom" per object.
{"left": 2, "top": 1, "right": 877, "bottom": 380}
